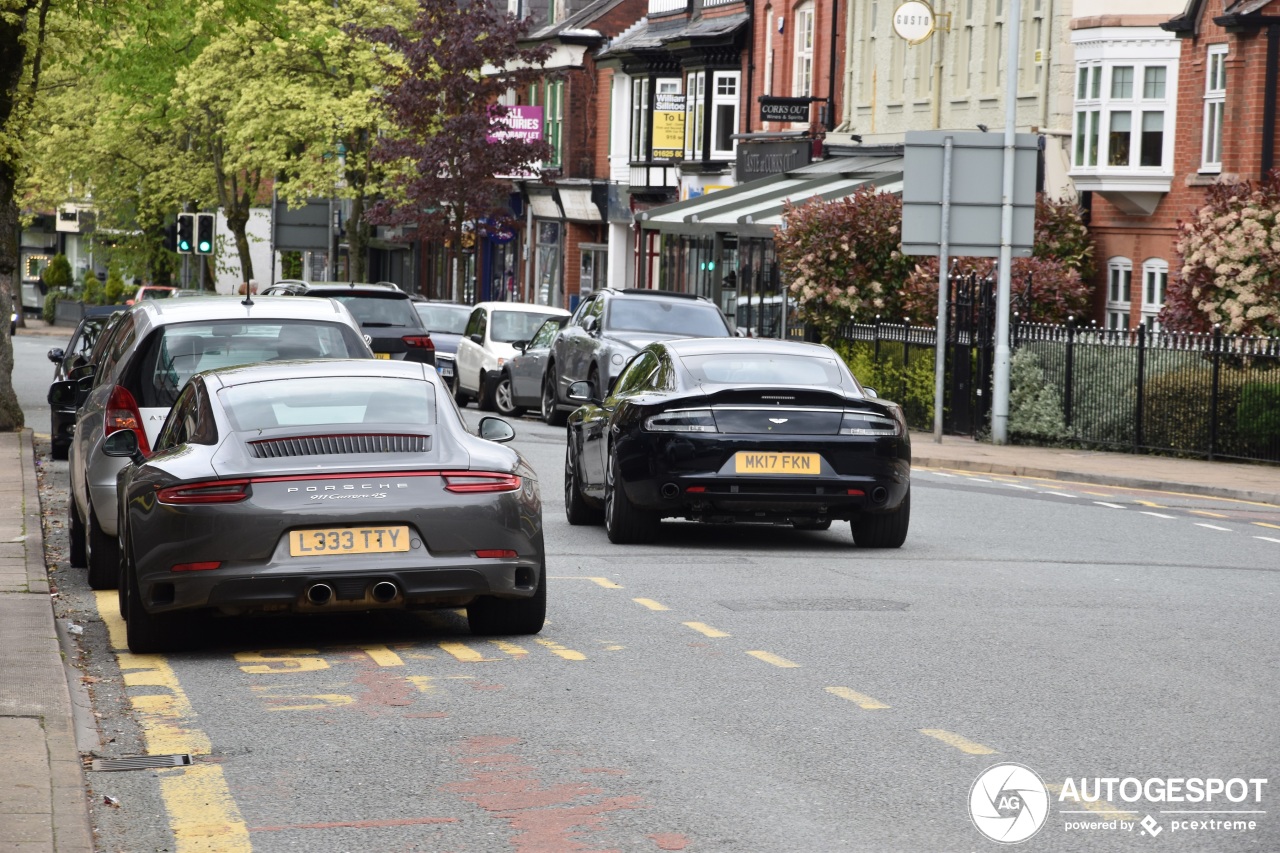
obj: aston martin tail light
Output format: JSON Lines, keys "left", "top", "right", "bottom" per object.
{"left": 442, "top": 472, "right": 521, "bottom": 493}
{"left": 157, "top": 479, "right": 250, "bottom": 504}
{"left": 644, "top": 408, "right": 718, "bottom": 432}
{"left": 105, "top": 385, "right": 152, "bottom": 455}
{"left": 838, "top": 411, "right": 902, "bottom": 436}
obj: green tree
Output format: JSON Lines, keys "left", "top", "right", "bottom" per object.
{"left": 43, "top": 252, "right": 72, "bottom": 291}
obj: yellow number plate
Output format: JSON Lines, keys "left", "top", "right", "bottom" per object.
{"left": 374, "top": 352, "right": 391, "bottom": 360}
{"left": 289, "top": 526, "right": 411, "bottom": 557}
{"left": 733, "top": 452, "right": 821, "bottom": 475}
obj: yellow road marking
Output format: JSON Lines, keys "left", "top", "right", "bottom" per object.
{"left": 1047, "top": 784, "right": 1138, "bottom": 819}
{"left": 1254, "top": 522, "right": 1280, "bottom": 530}
{"left": 356, "top": 645, "right": 404, "bottom": 667}
{"left": 407, "top": 676, "right": 437, "bottom": 693}
{"left": 683, "top": 622, "right": 730, "bottom": 638}
{"left": 633, "top": 598, "right": 669, "bottom": 611}
{"left": 234, "top": 650, "right": 329, "bottom": 673}
{"left": 551, "top": 576, "right": 623, "bottom": 588}
{"left": 250, "top": 687, "right": 355, "bottom": 712}
{"left": 1134, "top": 500, "right": 1165, "bottom": 508}
{"left": 825, "top": 686, "right": 890, "bottom": 709}
{"left": 1082, "top": 491, "right": 1113, "bottom": 497}
{"left": 535, "top": 639, "right": 586, "bottom": 661}
{"left": 438, "top": 642, "right": 499, "bottom": 663}
{"left": 1190, "top": 509, "right": 1228, "bottom": 518}
{"left": 919, "top": 729, "right": 997, "bottom": 755}
{"left": 747, "top": 650, "right": 801, "bottom": 668}
{"left": 91, "top": 593, "right": 251, "bottom": 851}
{"left": 159, "top": 764, "right": 251, "bottom": 852}
{"left": 490, "top": 640, "right": 529, "bottom": 657}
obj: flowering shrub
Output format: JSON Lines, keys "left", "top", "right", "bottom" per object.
{"left": 899, "top": 195, "right": 1095, "bottom": 324}
{"left": 1163, "top": 172, "right": 1280, "bottom": 335}
{"left": 774, "top": 186, "right": 914, "bottom": 341}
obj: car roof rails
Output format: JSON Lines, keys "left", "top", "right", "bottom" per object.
{"left": 618, "top": 288, "right": 703, "bottom": 300}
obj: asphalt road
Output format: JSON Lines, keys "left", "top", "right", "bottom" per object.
{"left": 15, "top": 339, "right": 1280, "bottom": 852}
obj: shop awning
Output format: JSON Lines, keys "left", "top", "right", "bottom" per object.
{"left": 637, "top": 153, "right": 905, "bottom": 238}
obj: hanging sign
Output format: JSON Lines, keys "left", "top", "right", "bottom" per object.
{"left": 652, "top": 93, "right": 686, "bottom": 160}
{"left": 893, "top": 1, "right": 937, "bottom": 45}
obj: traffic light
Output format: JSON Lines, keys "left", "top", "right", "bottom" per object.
{"left": 176, "top": 214, "right": 194, "bottom": 253}
{"left": 196, "top": 213, "right": 214, "bottom": 255}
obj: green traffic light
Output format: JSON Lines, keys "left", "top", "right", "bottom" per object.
{"left": 197, "top": 240, "right": 211, "bottom": 253}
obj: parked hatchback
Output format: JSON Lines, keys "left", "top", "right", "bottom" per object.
{"left": 541, "top": 288, "right": 733, "bottom": 425}
{"left": 260, "top": 281, "right": 435, "bottom": 366}
{"left": 50, "top": 297, "right": 373, "bottom": 590}
{"left": 454, "top": 302, "right": 569, "bottom": 410}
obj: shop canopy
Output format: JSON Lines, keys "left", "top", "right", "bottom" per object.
{"left": 637, "top": 153, "right": 904, "bottom": 239}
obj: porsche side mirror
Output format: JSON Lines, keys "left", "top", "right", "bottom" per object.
{"left": 477, "top": 416, "right": 515, "bottom": 443}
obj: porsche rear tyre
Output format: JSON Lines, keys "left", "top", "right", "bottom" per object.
{"left": 123, "top": 544, "right": 178, "bottom": 653}
{"left": 604, "top": 449, "right": 659, "bottom": 544}
{"left": 565, "top": 438, "right": 603, "bottom": 526}
{"left": 850, "top": 489, "right": 910, "bottom": 548}
{"left": 69, "top": 502, "right": 87, "bottom": 568}
{"left": 467, "top": 566, "right": 546, "bottom": 635}
{"left": 86, "top": 508, "right": 120, "bottom": 590}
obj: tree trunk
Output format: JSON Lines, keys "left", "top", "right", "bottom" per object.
{"left": 0, "top": 192, "right": 26, "bottom": 430}
{"left": 349, "top": 194, "right": 369, "bottom": 284}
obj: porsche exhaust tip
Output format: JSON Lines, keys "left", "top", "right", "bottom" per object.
{"left": 306, "top": 583, "right": 334, "bottom": 605}
{"left": 660, "top": 483, "right": 679, "bottom": 498}
{"left": 371, "top": 581, "right": 398, "bottom": 603}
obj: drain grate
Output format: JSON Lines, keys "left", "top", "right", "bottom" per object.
{"left": 91, "top": 754, "right": 194, "bottom": 772}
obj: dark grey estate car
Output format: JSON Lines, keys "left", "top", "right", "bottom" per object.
{"left": 261, "top": 281, "right": 436, "bottom": 366}
{"left": 105, "top": 359, "right": 545, "bottom": 653}
{"left": 541, "top": 288, "right": 733, "bottom": 426}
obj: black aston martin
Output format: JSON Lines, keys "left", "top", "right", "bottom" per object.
{"left": 104, "top": 359, "right": 544, "bottom": 653}
{"left": 563, "top": 338, "right": 911, "bottom": 546}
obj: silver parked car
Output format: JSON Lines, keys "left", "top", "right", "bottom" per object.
{"left": 493, "top": 315, "right": 567, "bottom": 417}
{"left": 51, "top": 297, "right": 373, "bottom": 589}
{"left": 104, "top": 360, "right": 544, "bottom": 653}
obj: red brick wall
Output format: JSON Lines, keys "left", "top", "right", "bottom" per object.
{"left": 745, "top": 0, "right": 844, "bottom": 133}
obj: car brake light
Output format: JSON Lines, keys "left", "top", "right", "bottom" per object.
{"left": 838, "top": 411, "right": 902, "bottom": 436}
{"left": 157, "top": 479, "right": 251, "bottom": 504}
{"left": 402, "top": 335, "right": 435, "bottom": 349}
{"left": 644, "top": 408, "right": 718, "bottom": 433}
{"left": 442, "top": 472, "right": 521, "bottom": 493}
{"left": 172, "top": 561, "right": 222, "bottom": 572}
{"left": 474, "top": 549, "right": 517, "bottom": 559}
{"left": 686, "top": 486, "right": 706, "bottom": 493}
{"left": 105, "top": 385, "right": 152, "bottom": 455}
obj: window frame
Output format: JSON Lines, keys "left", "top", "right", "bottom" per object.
{"left": 1202, "top": 44, "right": 1227, "bottom": 172}
{"left": 1140, "top": 258, "right": 1169, "bottom": 331}
{"left": 792, "top": 2, "right": 814, "bottom": 99}
{"left": 1071, "top": 58, "right": 1174, "bottom": 176}
{"left": 1106, "top": 257, "right": 1133, "bottom": 329}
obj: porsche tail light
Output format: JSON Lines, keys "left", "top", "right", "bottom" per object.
{"left": 105, "top": 385, "right": 151, "bottom": 455}
{"left": 172, "top": 561, "right": 222, "bottom": 572}
{"left": 644, "top": 408, "right": 718, "bottom": 433}
{"left": 157, "top": 479, "right": 250, "bottom": 504}
{"left": 474, "top": 549, "right": 517, "bottom": 559}
{"left": 442, "top": 472, "right": 521, "bottom": 493}
{"left": 402, "top": 335, "right": 435, "bottom": 350}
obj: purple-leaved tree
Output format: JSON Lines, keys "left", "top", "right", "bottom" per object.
{"left": 357, "top": 0, "right": 556, "bottom": 299}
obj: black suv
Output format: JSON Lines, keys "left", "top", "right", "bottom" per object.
{"left": 541, "top": 288, "right": 733, "bottom": 425}
{"left": 260, "top": 282, "right": 435, "bottom": 365}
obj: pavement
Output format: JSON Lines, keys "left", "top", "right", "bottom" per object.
{"left": 1, "top": 318, "right": 1277, "bottom": 851}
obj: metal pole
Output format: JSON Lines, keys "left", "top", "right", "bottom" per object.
{"left": 933, "top": 136, "right": 953, "bottom": 442}
{"left": 991, "top": 0, "right": 1021, "bottom": 444}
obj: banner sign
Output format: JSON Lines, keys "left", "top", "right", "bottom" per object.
{"left": 652, "top": 93, "right": 686, "bottom": 160}
{"left": 488, "top": 105, "right": 543, "bottom": 143}
{"left": 759, "top": 96, "right": 812, "bottom": 123}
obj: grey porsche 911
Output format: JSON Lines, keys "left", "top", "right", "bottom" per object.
{"left": 104, "top": 359, "right": 544, "bottom": 653}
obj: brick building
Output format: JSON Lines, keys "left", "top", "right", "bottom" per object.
{"left": 1073, "top": 0, "right": 1280, "bottom": 328}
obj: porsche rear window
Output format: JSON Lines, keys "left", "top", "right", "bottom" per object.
{"left": 136, "top": 320, "right": 369, "bottom": 407}
{"left": 683, "top": 353, "right": 846, "bottom": 386}
{"left": 221, "top": 377, "right": 436, "bottom": 430}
